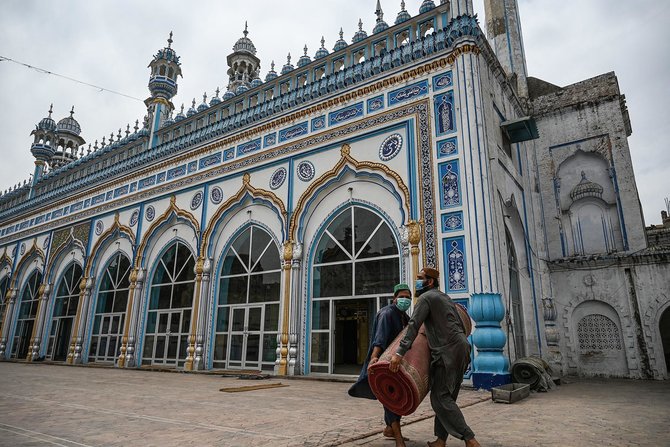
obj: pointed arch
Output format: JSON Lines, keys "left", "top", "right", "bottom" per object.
{"left": 289, "top": 143, "right": 411, "bottom": 241}
{"left": 86, "top": 213, "right": 136, "bottom": 277}
{"left": 136, "top": 196, "right": 200, "bottom": 269}
{"left": 11, "top": 240, "right": 45, "bottom": 291}
{"left": 45, "top": 234, "right": 85, "bottom": 285}
{"left": 201, "top": 173, "right": 287, "bottom": 256}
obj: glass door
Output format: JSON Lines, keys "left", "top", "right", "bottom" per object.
{"left": 228, "top": 305, "right": 263, "bottom": 370}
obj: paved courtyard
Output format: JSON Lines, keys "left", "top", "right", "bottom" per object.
{"left": 0, "top": 362, "right": 668, "bottom": 446}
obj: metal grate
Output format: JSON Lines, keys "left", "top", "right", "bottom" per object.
{"left": 577, "top": 314, "right": 622, "bottom": 350}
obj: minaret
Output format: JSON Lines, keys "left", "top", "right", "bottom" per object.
{"left": 483, "top": 0, "right": 528, "bottom": 97}
{"left": 146, "top": 32, "right": 182, "bottom": 147}
{"left": 29, "top": 105, "right": 57, "bottom": 197}
{"left": 226, "top": 23, "right": 260, "bottom": 94}
{"left": 51, "top": 106, "right": 85, "bottom": 171}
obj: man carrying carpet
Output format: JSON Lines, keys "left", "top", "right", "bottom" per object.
{"left": 349, "top": 283, "right": 412, "bottom": 447}
{"left": 389, "top": 268, "right": 481, "bottom": 447}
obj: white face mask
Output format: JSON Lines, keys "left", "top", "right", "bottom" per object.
{"left": 396, "top": 297, "right": 411, "bottom": 312}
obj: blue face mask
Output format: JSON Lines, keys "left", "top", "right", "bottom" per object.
{"left": 415, "top": 279, "right": 425, "bottom": 291}
{"left": 396, "top": 297, "right": 411, "bottom": 312}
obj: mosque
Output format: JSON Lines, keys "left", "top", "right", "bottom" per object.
{"left": 0, "top": 0, "right": 668, "bottom": 385}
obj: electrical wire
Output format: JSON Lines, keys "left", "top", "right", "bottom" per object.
{"left": 0, "top": 55, "right": 143, "bottom": 102}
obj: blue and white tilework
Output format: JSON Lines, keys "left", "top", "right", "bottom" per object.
{"left": 237, "top": 139, "right": 262, "bottom": 157}
{"left": 367, "top": 96, "right": 384, "bottom": 113}
{"left": 297, "top": 161, "right": 315, "bottom": 182}
{"left": 279, "top": 122, "right": 308, "bottom": 143}
{"left": 145, "top": 205, "right": 156, "bottom": 222}
{"left": 444, "top": 237, "right": 467, "bottom": 292}
{"left": 441, "top": 211, "right": 464, "bottom": 232}
{"left": 379, "top": 134, "right": 403, "bottom": 162}
{"left": 437, "top": 137, "right": 458, "bottom": 159}
{"left": 329, "top": 102, "right": 364, "bottom": 126}
{"left": 439, "top": 160, "right": 461, "bottom": 209}
{"left": 156, "top": 172, "right": 166, "bottom": 184}
{"left": 223, "top": 148, "right": 235, "bottom": 161}
{"left": 434, "top": 91, "right": 456, "bottom": 136}
{"left": 269, "top": 167, "right": 287, "bottom": 190}
{"left": 432, "top": 71, "right": 453, "bottom": 91}
{"left": 187, "top": 161, "right": 197, "bottom": 173}
{"left": 95, "top": 220, "right": 104, "bottom": 236}
{"left": 388, "top": 80, "right": 428, "bottom": 106}
{"left": 190, "top": 192, "right": 203, "bottom": 210}
{"left": 311, "top": 116, "right": 326, "bottom": 132}
{"left": 263, "top": 133, "right": 277, "bottom": 148}
{"left": 130, "top": 210, "right": 139, "bottom": 227}
{"left": 199, "top": 153, "right": 221, "bottom": 170}
{"left": 210, "top": 186, "right": 223, "bottom": 205}
{"left": 139, "top": 176, "right": 156, "bottom": 190}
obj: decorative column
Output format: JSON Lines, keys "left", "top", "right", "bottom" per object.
{"left": 27, "top": 283, "right": 51, "bottom": 361}
{"left": 542, "top": 297, "right": 562, "bottom": 373}
{"left": 406, "top": 220, "right": 422, "bottom": 298}
{"left": 288, "top": 242, "right": 302, "bottom": 375}
{"left": 119, "top": 267, "right": 145, "bottom": 367}
{"left": 277, "top": 240, "right": 293, "bottom": 376}
{"left": 69, "top": 276, "right": 94, "bottom": 364}
{"left": 470, "top": 292, "right": 510, "bottom": 389}
{"left": 0, "top": 288, "right": 17, "bottom": 359}
{"left": 399, "top": 225, "right": 410, "bottom": 284}
{"left": 185, "top": 257, "right": 209, "bottom": 371}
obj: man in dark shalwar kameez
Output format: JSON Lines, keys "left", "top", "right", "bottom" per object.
{"left": 390, "top": 268, "right": 481, "bottom": 447}
{"left": 349, "top": 283, "right": 412, "bottom": 447}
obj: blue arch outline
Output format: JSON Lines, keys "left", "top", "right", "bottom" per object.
{"left": 41, "top": 260, "right": 83, "bottom": 358}
{"left": 6, "top": 267, "right": 43, "bottom": 358}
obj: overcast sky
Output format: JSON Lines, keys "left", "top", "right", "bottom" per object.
{"left": 0, "top": 0, "right": 668, "bottom": 224}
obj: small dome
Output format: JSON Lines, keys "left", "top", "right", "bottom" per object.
{"left": 373, "top": 0, "right": 389, "bottom": 33}
{"left": 222, "top": 90, "right": 236, "bottom": 101}
{"left": 36, "top": 105, "right": 57, "bottom": 132}
{"left": 265, "top": 61, "right": 278, "bottom": 81}
{"left": 57, "top": 107, "right": 82, "bottom": 135}
{"left": 333, "top": 28, "right": 348, "bottom": 52}
{"left": 187, "top": 99, "right": 197, "bottom": 117}
{"left": 209, "top": 88, "right": 222, "bottom": 106}
{"left": 352, "top": 19, "right": 368, "bottom": 43}
{"left": 395, "top": 1, "right": 411, "bottom": 24}
{"left": 419, "top": 0, "right": 436, "bottom": 14}
{"left": 232, "top": 22, "right": 257, "bottom": 55}
{"left": 570, "top": 171, "right": 604, "bottom": 201}
{"left": 315, "top": 37, "right": 329, "bottom": 59}
{"left": 281, "top": 53, "right": 294, "bottom": 75}
{"left": 152, "top": 32, "right": 181, "bottom": 66}
{"left": 297, "top": 45, "right": 311, "bottom": 67}
{"left": 235, "top": 84, "right": 249, "bottom": 94}
{"left": 175, "top": 104, "right": 186, "bottom": 121}
{"left": 197, "top": 93, "right": 209, "bottom": 112}
{"left": 251, "top": 77, "right": 263, "bottom": 88}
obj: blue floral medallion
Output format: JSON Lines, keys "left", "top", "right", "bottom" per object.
{"left": 379, "top": 134, "right": 403, "bottom": 161}
{"left": 297, "top": 161, "right": 315, "bottom": 182}
{"left": 210, "top": 186, "right": 223, "bottom": 205}
{"left": 270, "top": 168, "right": 287, "bottom": 190}
{"left": 190, "top": 192, "right": 203, "bottom": 210}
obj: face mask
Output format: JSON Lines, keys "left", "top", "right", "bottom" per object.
{"left": 415, "top": 279, "right": 426, "bottom": 294}
{"left": 396, "top": 297, "right": 411, "bottom": 312}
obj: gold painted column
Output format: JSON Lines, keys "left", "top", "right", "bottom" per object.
{"left": 0, "top": 288, "right": 16, "bottom": 359}
{"left": 68, "top": 276, "right": 93, "bottom": 364}
{"left": 407, "top": 220, "right": 423, "bottom": 300}
{"left": 277, "top": 241, "right": 293, "bottom": 376}
{"left": 27, "top": 283, "right": 50, "bottom": 361}
{"left": 185, "top": 256, "right": 207, "bottom": 371}
{"left": 118, "top": 267, "right": 145, "bottom": 368}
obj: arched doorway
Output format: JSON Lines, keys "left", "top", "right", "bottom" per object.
{"left": 0, "top": 275, "right": 9, "bottom": 333}
{"left": 660, "top": 307, "right": 670, "bottom": 375}
{"left": 142, "top": 241, "right": 195, "bottom": 367}
{"left": 506, "top": 228, "right": 525, "bottom": 358}
{"left": 89, "top": 253, "right": 131, "bottom": 363}
{"left": 310, "top": 205, "right": 400, "bottom": 374}
{"left": 213, "top": 225, "right": 281, "bottom": 371}
{"left": 11, "top": 270, "right": 42, "bottom": 359}
{"left": 47, "top": 263, "right": 83, "bottom": 361}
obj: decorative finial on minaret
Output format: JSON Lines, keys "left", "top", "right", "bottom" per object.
{"left": 321, "top": 36, "right": 326, "bottom": 49}
{"left": 303, "top": 45, "right": 308, "bottom": 56}
{"left": 401, "top": 0, "right": 406, "bottom": 10}
{"left": 191, "top": 98, "right": 196, "bottom": 108}
{"left": 376, "top": 0, "right": 384, "bottom": 21}
{"left": 167, "top": 31, "right": 173, "bottom": 48}
{"left": 358, "top": 18, "right": 363, "bottom": 31}
{"left": 340, "top": 27, "right": 344, "bottom": 40}
{"left": 126, "top": 124, "right": 131, "bottom": 136}
{"left": 70, "top": 106, "right": 75, "bottom": 117}
{"left": 215, "top": 87, "right": 220, "bottom": 97}
{"left": 48, "top": 104, "right": 53, "bottom": 118}
{"left": 287, "top": 53, "right": 292, "bottom": 65}
{"left": 203, "top": 92, "right": 207, "bottom": 103}
{"left": 94, "top": 140, "right": 98, "bottom": 150}
{"left": 134, "top": 119, "right": 140, "bottom": 132}
{"left": 101, "top": 136, "right": 106, "bottom": 146}
{"left": 87, "top": 143, "right": 92, "bottom": 154}
{"left": 271, "top": 60, "right": 275, "bottom": 71}
{"left": 243, "top": 21, "right": 249, "bottom": 38}
{"left": 117, "top": 129, "right": 122, "bottom": 141}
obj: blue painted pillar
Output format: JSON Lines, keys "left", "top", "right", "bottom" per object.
{"left": 470, "top": 292, "right": 510, "bottom": 389}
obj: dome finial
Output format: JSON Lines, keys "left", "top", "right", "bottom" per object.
{"left": 215, "top": 87, "right": 220, "bottom": 97}
{"left": 287, "top": 53, "right": 292, "bottom": 65}
{"left": 358, "top": 18, "right": 363, "bottom": 31}
{"left": 401, "top": 0, "right": 406, "bottom": 11}
{"left": 135, "top": 119, "right": 140, "bottom": 132}
{"left": 243, "top": 21, "right": 249, "bottom": 37}
{"left": 376, "top": 0, "right": 384, "bottom": 22}
{"left": 303, "top": 45, "right": 308, "bottom": 56}
{"left": 321, "top": 36, "right": 326, "bottom": 48}
{"left": 271, "top": 60, "right": 275, "bottom": 71}
{"left": 70, "top": 106, "right": 75, "bottom": 117}
{"left": 167, "top": 31, "right": 173, "bottom": 48}
{"left": 203, "top": 92, "right": 207, "bottom": 103}
{"left": 48, "top": 104, "right": 53, "bottom": 118}
{"left": 340, "top": 27, "right": 344, "bottom": 40}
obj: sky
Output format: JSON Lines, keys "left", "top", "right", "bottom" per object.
{"left": 0, "top": 0, "right": 668, "bottom": 224}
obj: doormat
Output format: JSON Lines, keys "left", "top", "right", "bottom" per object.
{"left": 219, "top": 382, "right": 289, "bottom": 393}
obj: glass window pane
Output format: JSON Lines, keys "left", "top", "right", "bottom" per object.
{"left": 262, "top": 334, "right": 276, "bottom": 362}
{"left": 216, "top": 307, "right": 229, "bottom": 332}
{"left": 214, "top": 334, "right": 227, "bottom": 361}
{"left": 355, "top": 258, "right": 399, "bottom": 295}
{"left": 89, "top": 336, "right": 98, "bottom": 357}
{"left": 313, "top": 264, "right": 352, "bottom": 298}
{"left": 311, "top": 301, "right": 330, "bottom": 330}
{"left": 248, "top": 272, "right": 280, "bottom": 303}
{"left": 250, "top": 228, "right": 271, "bottom": 266}
{"left": 167, "top": 335, "right": 178, "bottom": 358}
{"left": 232, "top": 229, "right": 251, "bottom": 270}
{"left": 99, "top": 269, "right": 114, "bottom": 292}
{"left": 93, "top": 315, "right": 101, "bottom": 334}
{"left": 357, "top": 221, "right": 398, "bottom": 258}
{"left": 169, "top": 313, "right": 180, "bottom": 334}
{"left": 219, "top": 276, "right": 247, "bottom": 305}
{"left": 150, "top": 285, "right": 172, "bottom": 310}
{"left": 248, "top": 307, "right": 262, "bottom": 331}
{"left": 315, "top": 233, "right": 349, "bottom": 264}
{"left": 246, "top": 334, "right": 260, "bottom": 362}
{"left": 146, "top": 312, "right": 157, "bottom": 334}
{"left": 231, "top": 308, "right": 245, "bottom": 332}
{"left": 97, "top": 291, "right": 113, "bottom": 313}
{"left": 113, "top": 291, "right": 128, "bottom": 313}
{"left": 158, "top": 313, "right": 169, "bottom": 333}
{"left": 161, "top": 245, "right": 177, "bottom": 278}
{"left": 353, "top": 207, "right": 381, "bottom": 255}
{"left": 311, "top": 332, "right": 329, "bottom": 363}
{"left": 326, "top": 208, "right": 353, "bottom": 256}
{"left": 152, "top": 260, "right": 171, "bottom": 285}
{"left": 67, "top": 296, "right": 79, "bottom": 316}
{"left": 155, "top": 336, "right": 165, "bottom": 358}
{"left": 230, "top": 334, "right": 243, "bottom": 361}
{"left": 264, "top": 304, "right": 279, "bottom": 332}
{"left": 175, "top": 251, "right": 195, "bottom": 283}
{"left": 252, "top": 243, "right": 280, "bottom": 273}
{"left": 221, "top": 252, "right": 246, "bottom": 276}
{"left": 173, "top": 282, "right": 194, "bottom": 309}
{"left": 181, "top": 310, "right": 191, "bottom": 333}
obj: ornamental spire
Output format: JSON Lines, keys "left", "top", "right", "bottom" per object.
{"left": 167, "top": 31, "right": 173, "bottom": 48}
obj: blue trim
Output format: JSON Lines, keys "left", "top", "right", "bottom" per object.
{"left": 388, "top": 80, "right": 429, "bottom": 106}
{"left": 328, "top": 102, "right": 364, "bottom": 126}
{"left": 279, "top": 122, "right": 309, "bottom": 143}
{"left": 610, "top": 167, "right": 629, "bottom": 250}
{"left": 406, "top": 119, "right": 419, "bottom": 219}
{"left": 41, "top": 261, "right": 83, "bottom": 358}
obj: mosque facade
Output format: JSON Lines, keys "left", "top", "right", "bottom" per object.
{"left": 0, "top": 0, "right": 668, "bottom": 383}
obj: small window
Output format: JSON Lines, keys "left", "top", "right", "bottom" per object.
{"left": 333, "top": 57, "right": 345, "bottom": 72}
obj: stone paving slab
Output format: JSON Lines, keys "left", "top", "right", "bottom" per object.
{"left": 2, "top": 363, "right": 668, "bottom": 447}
